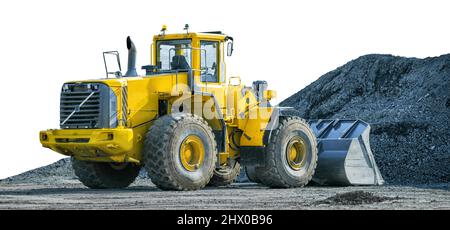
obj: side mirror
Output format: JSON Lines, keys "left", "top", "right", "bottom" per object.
{"left": 227, "top": 41, "right": 234, "bottom": 56}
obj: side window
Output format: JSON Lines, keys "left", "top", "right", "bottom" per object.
{"left": 200, "top": 41, "right": 219, "bottom": 82}
{"left": 156, "top": 40, "right": 191, "bottom": 71}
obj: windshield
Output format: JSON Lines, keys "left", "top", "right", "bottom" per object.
{"left": 156, "top": 39, "right": 192, "bottom": 71}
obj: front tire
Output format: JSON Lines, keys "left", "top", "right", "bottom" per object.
{"left": 257, "top": 117, "right": 318, "bottom": 188}
{"left": 143, "top": 113, "right": 217, "bottom": 191}
{"left": 72, "top": 158, "right": 140, "bottom": 189}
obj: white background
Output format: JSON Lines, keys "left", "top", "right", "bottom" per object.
{"left": 0, "top": 0, "right": 449, "bottom": 179}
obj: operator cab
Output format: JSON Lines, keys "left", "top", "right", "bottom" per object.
{"left": 143, "top": 26, "right": 234, "bottom": 85}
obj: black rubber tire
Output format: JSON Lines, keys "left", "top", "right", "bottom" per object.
{"left": 72, "top": 158, "right": 140, "bottom": 189}
{"left": 245, "top": 166, "right": 261, "bottom": 183}
{"left": 143, "top": 113, "right": 217, "bottom": 191}
{"left": 208, "top": 161, "right": 241, "bottom": 186}
{"left": 257, "top": 117, "right": 318, "bottom": 188}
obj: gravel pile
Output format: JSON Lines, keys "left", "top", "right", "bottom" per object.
{"left": 315, "top": 191, "right": 399, "bottom": 205}
{"left": 281, "top": 54, "right": 450, "bottom": 185}
{"left": 0, "top": 158, "right": 76, "bottom": 184}
{"left": 0, "top": 158, "right": 151, "bottom": 185}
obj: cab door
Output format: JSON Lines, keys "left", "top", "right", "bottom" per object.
{"left": 198, "top": 40, "right": 226, "bottom": 117}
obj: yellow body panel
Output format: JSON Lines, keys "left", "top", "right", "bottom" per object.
{"left": 42, "top": 73, "right": 190, "bottom": 163}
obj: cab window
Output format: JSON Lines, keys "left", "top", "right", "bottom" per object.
{"left": 156, "top": 39, "right": 192, "bottom": 71}
{"left": 200, "top": 41, "right": 219, "bottom": 82}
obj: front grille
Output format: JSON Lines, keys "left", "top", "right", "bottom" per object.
{"left": 60, "top": 83, "right": 117, "bottom": 129}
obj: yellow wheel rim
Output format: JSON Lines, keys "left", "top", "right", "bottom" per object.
{"left": 179, "top": 135, "right": 205, "bottom": 172}
{"left": 286, "top": 137, "right": 307, "bottom": 171}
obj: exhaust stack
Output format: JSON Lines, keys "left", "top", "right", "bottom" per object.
{"left": 125, "top": 36, "right": 138, "bottom": 77}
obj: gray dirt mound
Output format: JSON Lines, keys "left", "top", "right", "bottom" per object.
{"left": 316, "top": 191, "right": 399, "bottom": 205}
{"left": 281, "top": 54, "right": 450, "bottom": 185}
{"left": 0, "top": 158, "right": 76, "bottom": 184}
{"left": 0, "top": 158, "right": 151, "bottom": 185}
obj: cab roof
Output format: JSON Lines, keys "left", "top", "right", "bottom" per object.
{"left": 153, "top": 31, "right": 229, "bottom": 42}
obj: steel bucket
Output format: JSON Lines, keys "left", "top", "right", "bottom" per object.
{"left": 308, "top": 119, "right": 384, "bottom": 186}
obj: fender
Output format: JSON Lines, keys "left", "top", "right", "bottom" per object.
{"left": 241, "top": 106, "right": 300, "bottom": 167}
{"left": 263, "top": 106, "right": 301, "bottom": 144}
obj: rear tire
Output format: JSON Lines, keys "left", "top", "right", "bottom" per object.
{"left": 208, "top": 161, "right": 241, "bottom": 186}
{"left": 143, "top": 113, "right": 217, "bottom": 191}
{"left": 257, "top": 117, "right": 318, "bottom": 188}
{"left": 72, "top": 158, "right": 140, "bottom": 189}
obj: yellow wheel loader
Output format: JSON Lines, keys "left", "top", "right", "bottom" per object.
{"left": 39, "top": 25, "right": 383, "bottom": 190}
